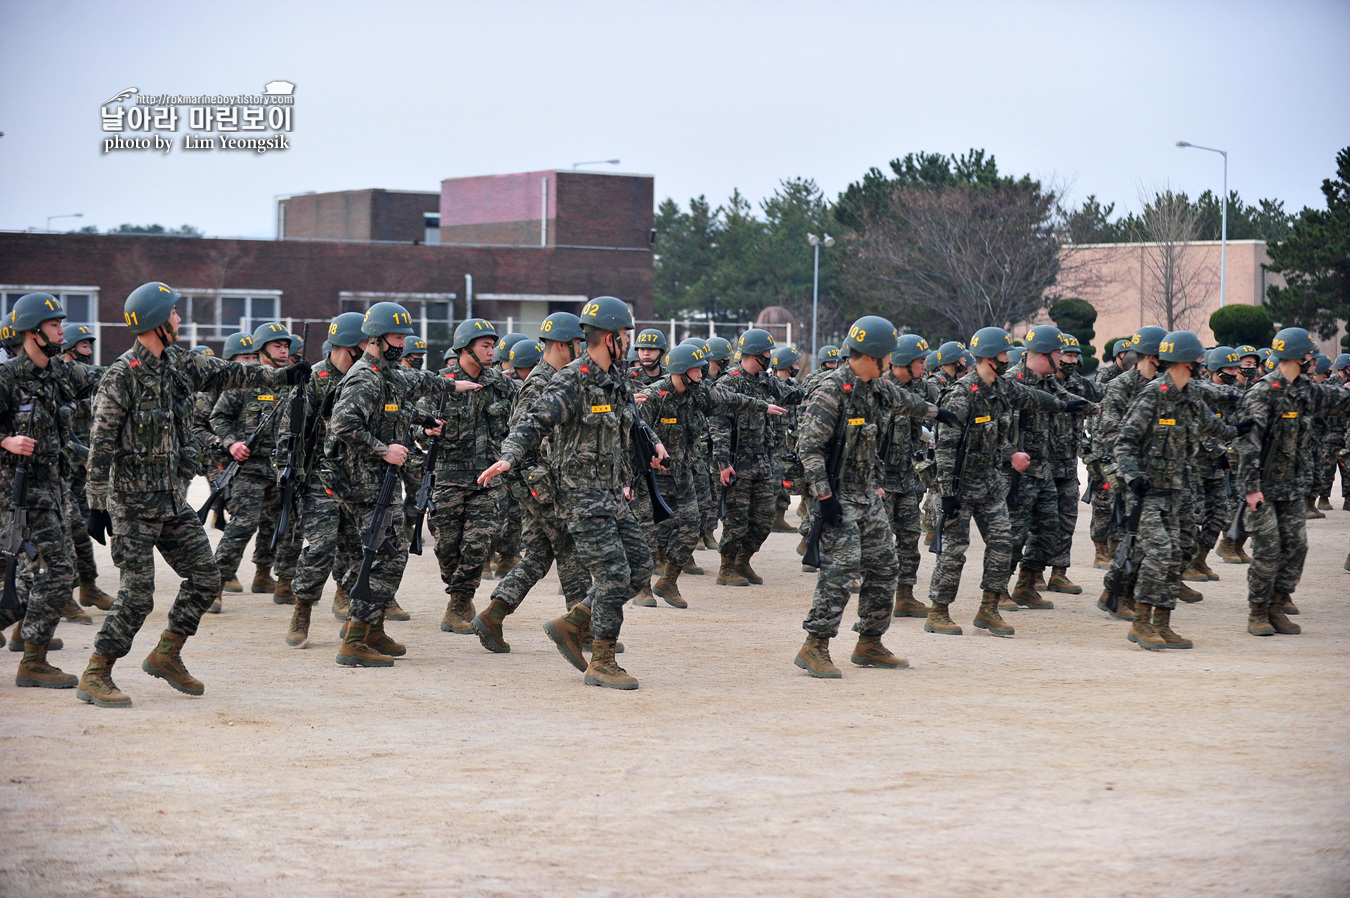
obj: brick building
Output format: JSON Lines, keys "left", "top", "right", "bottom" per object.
{"left": 0, "top": 170, "right": 654, "bottom": 363}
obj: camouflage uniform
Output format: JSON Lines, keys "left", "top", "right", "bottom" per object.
{"left": 1095, "top": 367, "right": 1157, "bottom": 596}
{"left": 322, "top": 354, "right": 466, "bottom": 625}
{"left": 1086, "top": 361, "right": 1127, "bottom": 543}
{"left": 800, "top": 367, "right": 936, "bottom": 637}
{"left": 1189, "top": 380, "right": 1244, "bottom": 554}
{"left": 282, "top": 357, "right": 349, "bottom": 604}
{"left": 882, "top": 372, "right": 939, "bottom": 588}
{"left": 65, "top": 363, "right": 105, "bottom": 586}
{"left": 492, "top": 358, "right": 592, "bottom": 611}
{"left": 710, "top": 365, "right": 804, "bottom": 562}
{"left": 1235, "top": 371, "right": 1350, "bottom": 609}
{"left": 0, "top": 355, "right": 98, "bottom": 641}
{"left": 210, "top": 377, "right": 287, "bottom": 582}
{"left": 1003, "top": 364, "right": 1070, "bottom": 580}
{"left": 1050, "top": 368, "right": 1100, "bottom": 568}
{"left": 87, "top": 344, "right": 287, "bottom": 658}
{"left": 417, "top": 358, "right": 515, "bottom": 601}
{"left": 498, "top": 351, "right": 651, "bottom": 641}
{"left": 927, "top": 370, "right": 1065, "bottom": 607}
{"left": 1115, "top": 371, "right": 1234, "bottom": 611}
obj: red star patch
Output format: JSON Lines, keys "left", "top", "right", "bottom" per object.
{"left": 317, "top": 370, "right": 329, "bottom": 378}
{"left": 842, "top": 383, "right": 853, "bottom": 391}
{"left": 579, "top": 366, "right": 590, "bottom": 373}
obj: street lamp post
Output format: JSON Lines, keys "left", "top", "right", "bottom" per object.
{"left": 807, "top": 232, "right": 835, "bottom": 359}
{"left": 46, "top": 213, "right": 83, "bottom": 232}
{"left": 1176, "top": 141, "right": 1228, "bottom": 308}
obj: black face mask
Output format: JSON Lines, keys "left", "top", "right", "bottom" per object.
{"left": 407, "top": 357, "right": 424, "bottom": 370}
{"left": 1218, "top": 372, "right": 1237, "bottom": 385}
{"left": 1301, "top": 357, "right": 1316, "bottom": 375}
{"left": 381, "top": 340, "right": 402, "bottom": 364}
{"left": 986, "top": 357, "right": 1007, "bottom": 376}
{"left": 1058, "top": 359, "right": 1080, "bottom": 377}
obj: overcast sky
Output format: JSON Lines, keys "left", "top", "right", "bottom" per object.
{"left": 1, "top": 0, "right": 1346, "bottom": 238}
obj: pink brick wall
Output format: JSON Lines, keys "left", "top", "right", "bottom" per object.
{"left": 441, "top": 171, "right": 556, "bottom": 227}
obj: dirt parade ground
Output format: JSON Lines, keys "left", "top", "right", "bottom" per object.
{"left": 2, "top": 478, "right": 1349, "bottom": 897}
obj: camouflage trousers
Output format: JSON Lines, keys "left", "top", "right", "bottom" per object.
{"left": 1049, "top": 474, "right": 1080, "bottom": 569}
{"left": 0, "top": 492, "right": 75, "bottom": 646}
{"left": 94, "top": 501, "right": 220, "bottom": 659}
{"left": 1317, "top": 434, "right": 1346, "bottom": 496}
{"left": 803, "top": 491, "right": 897, "bottom": 639}
{"left": 1007, "top": 473, "right": 1059, "bottom": 577}
{"left": 1089, "top": 477, "right": 1121, "bottom": 544}
{"left": 1244, "top": 498, "right": 1308, "bottom": 604}
{"left": 719, "top": 475, "right": 776, "bottom": 560}
{"left": 1197, "top": 474, "right": 1236, "bottom": 552}
{"left": 884, "top": 487, "right": 923, "bottom": 586}
{"left": 428, "top": 482, "right": 501, "bottom": 597}
{"left": 566, "top": 489, "right": 652, "bottom": 641}
{"left": 491, "top": 490, "right": 523, "bottom": 558}
{"left": 492, "top": 489, "right": 591, "bottom": 611}
{"left": 652, "top": 473, "right": 701, "bottom": 567}
{"left": 1178, "top": 481, "right": 1199, "bottom": 563}
{"left": 692, "top": 457, "right": 715, "bottom": 535}
{"left": 336, "top": 496, "right": 408, "bottom": 625}
{"left": 67, "top": 466, "right": 98, "bottom": 584}
{"left": 926, "top": 485, "right": 1013, "bottom": 607}
{"left": 1102, "top": 495, "right": 1144, "bottom": 602}
{"left": 213, "top": 467, "right": 280, "bottom": 580}
{"left": 290, "top": 482, "right": 348, "bottom": 604}
{"left": 399, "top": 454, "right": 423, "bottom": 532}
{"left": 1131, "top": 489, "right": 1185, "bottom": 610}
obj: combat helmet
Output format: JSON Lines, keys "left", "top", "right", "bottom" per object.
{"left": 665, "top": 343, "right": 707, "bottom": 377}
{"left": 969, "top": 327, "right": 1014, "bottom": 358}
{"left": 1158, "top": 331, "right": 1205, "bottom": 364}
{"left": 361, "top": 302, "right": 416, "bottom": 338}
{"left": 540, "top": 312, "right": 584, "bottom": 343}
{"left": 892, "top": 334, "right": 929, "bottom": 367}
{"left": 508, "top": 340, "right": 545, "bottom": 369}
{"left": 578, "top": 296, "right": 634, "bottom": 333}
{"left": 771, "top": 345, "right": 802, "bottom": 371}
{"left": 737, "top": 328, "right": 775, "bottom": 358}
{"left": 63, "top": 324, "right": 96, "bottom": 353}
{"left": 1022, "top": 324, "right": 1062, "bottom": 355}
{"left": 123, "top": 282, "right": 179, "bottom": 335}
{"left": 1270, "top": 327, "right": 1317, "bottom": 361}
{"left": 451, "top": 318, "right": 499, "bottom": 352}
{"left": 327, "top": 312, "right": 367, "bottom": 348}
{"left": 817, "top": 344, "right": 841, "bottom": 367}
{"left": 493, "top": 333, "right": 528, "bottom": 363}
{"left": 223, "top": 333, "right": 256, "bottom": 359}
{"left": 1129, "top": 326, "right": 1168, "bottom": 357}
{"left": 634, "top": 328, "right": 668, "bottom": 352}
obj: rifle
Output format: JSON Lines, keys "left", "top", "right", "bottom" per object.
{"left": 930, "top": 403, "right": 975, "bottom": 556}
{"left": 0, "top": 420, "right": 37, "bottom": 614}
{"left": 196, "top": 407, "right": 277, "bottom": 524}
{"left": 350, "top": 464, "right": 401, "bottom": 605}
{"left": 719, "top": 426, "right": 737, "bottom": 521}
{"left": 1007, "top": 410, "right": 1026, "bottom": 509}
{"left": 409, "top": 401, "right": 445, "bottom": 556}
{"left": 270, "top": 323, "right": 310, "bottom": 550}
{"left": 802, "top": 404, "right": 849, "bottom": 569}
{"left": 1105, "top": 491, "right": 1146, "bottom": 613}
{"left": 632, "top": 399, "right": 672, "bottom": 523}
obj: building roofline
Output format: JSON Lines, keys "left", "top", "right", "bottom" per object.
{"left": 1064, "top": 239, "right": 1269, "bottom": 249}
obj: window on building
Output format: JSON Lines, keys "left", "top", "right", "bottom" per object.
{"left": 177, "top": 289, "right": 283, "bottom": 342}
{"left": 424, "top": 213, "right": 441, "bottom": 246}
{"left": 338, "top": 291, "right": 457, "bottom": 356}
{"left": 0, "top": 287, "right": 99, "bottom": 325}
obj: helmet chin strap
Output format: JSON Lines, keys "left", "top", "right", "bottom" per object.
{"left": 154, "top": 322, "right": 177, "bottom": 348}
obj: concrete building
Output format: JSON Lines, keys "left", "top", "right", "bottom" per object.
{"left": 278, "top": 189, "right": 441, "bottom": 244}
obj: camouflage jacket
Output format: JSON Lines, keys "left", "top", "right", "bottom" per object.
{"left": 1114, "top": 371, "right": 1235, "bottom": 492}
{"left": 709, "top": 365, "right": 804, "bottom": 478}
{"left": 0, "top": 353, "right": 100, "bottom": 509}
{"left": 936, "top": 369, "right": 1065, "bottom": 500}
{"left": 499, "top": 351, "right": 643, "bottom": 504}
{"left": 322, "top": 353, "right": 464, "bottom": 505}
{"left": 1094, "top": 362, "right": 1124, "bottom": 388}
{"left": 506, "top": 357, "right": 563, "bottom": 480}
{"left": 630, "top": 365, "right": 664, "bottom": 388}
{"left": 418, "top": 357, "right": 516, "bottom": 487}
{"left": 273, "top": 356, "right": 343, "bottom": 484}
{"left": 88, "top": 342, "right": 287, "bottom": 516}
{"left": 1091, "top": 367, "right": 1155, "bottom": 468}
{"left": 1053, "top": 370, "right": 1100, "bottom": 477}
{"left": 211, "top": 365, "right": 290, "bottom": 476}
{"left": 639, "top": 376, "right": 765, "bottom": 489}
{"left": 1187, "top": 379, "right": 1244, "bottom": 477}
{"left": 1235, "top": 371, "right": 1350, "bottom": 500}
{"left": 1004, "top": 363, "right": 1072, "bottom": 481}
{"left": 881, "top": 372, "right": 939, "bottom": 493}
{"left": 798, "top": 366, "right": 935, "bottom": 499}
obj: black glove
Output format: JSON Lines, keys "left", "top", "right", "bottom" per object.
{"left": 415, "top": 413, "right": 440, "bottom": 429}
{"left": 87, "top": 509, "right": 112, "bottom": 546}
{"left": 1129, "top": 476, "right": 1149, "bottom": 497}
{"left": 1065, "top": 399, "right": 1093, "bottom": 415}
{"left": 1235, "top": 419, "right": 1256, "bottom": 436}
{"left": 941, "top": 495, "right": 960, "bottom": 518}
{"left": 819, "top": 495, "right": 844, "bottom": 526}
{"left": 935, "top": 408, "right": 959, "bottom": 427}
{"left": 285, "top": 359, "right": 313, "bottom": 385}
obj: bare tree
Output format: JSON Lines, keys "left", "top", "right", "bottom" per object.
{"left": 1132, "top": 186, "right": 1218, "bottom": 331}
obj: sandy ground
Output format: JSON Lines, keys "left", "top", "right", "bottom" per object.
{"left": 2, "top": 477, "right": 1349, "bottom": 897}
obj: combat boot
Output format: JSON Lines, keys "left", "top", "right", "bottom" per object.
{"left": 1234, "top": 535, "right": 1253, "bottom": 563}
{"left": 252, "top": 566, "right": 277, "bottom": 594}
{"left": 1127, "top": 604, "right": 1166, "bottom": 651}
{"left": 141, "top": 631, "right": 204, "bottom": 695}
{"left": 1181, "top": 555, "right": 1209, "bottom": 582}
{"left": 716, "top": 553, "right": 749, "bottom": 587}
{"left": 1345, "top": 551, "right": 1350, "bottom": 573}
{"left": 1092, "top": 541, "right": 1111, "bottom": 569}
{"left": 702, "top": 527, "right": 718, "bottom": 551}
{"left": 1188, "top": 548, "right": 1219, "bottom": 581}
{"left": 584, "top": 638, "right": 638, "bottom": 690}
{"left": 272, "top": 577, "right": 296, "bottom": 605}
{"left": 209, "top": 591, "right": 223, "bottom": 614}
{"left": 922, "top": 520, "right": 934, "bottom": 544}
{"left": 794, "top": 635, "right": 843, "bottom": 678}
{"left": 681, "top": 556, "right": 704, "bottom": 575}
{"left": 850, "top": 635, "right": 908, "bottom": 669}
{"left": 974, "top": 590, "right": 1015, "bottom": 637}
{"left": 1177, "top": 582, "right": 1203, "bottom": 603}
{"left": 892, "top": 582, "right": 929, "bottom": 618}
{"left": 1247, "top": 602, "right": 1275, "bottom": 637}
{"left": 385, "top": 596, "right": 411, "bottom": 621}
{"left": 772, "top": 508, "right": 796, "bottom": 532}
{"left": 1305, "top": 497, "right": 1324, "bottom": 519}
{"left": 1096, "top": 587, "right": 1131, "bottom": 620}
{"left": 1011, "top": 568, "right": 1053, "bottom": 609}
{"left": 1152, "top": 607, "right": 1193, "bottom": 649}
{"left": 543, "top": 603, "right": 591, "bottom": 672}
{"left": 735, "top": 551, "right": 764, "bottom": 585}
{"left": 1274, "top": 591, "right": 1299, "bottom": 615}
{"left": 335, "top": 620, "right": 395, "bottom": 667}
{"left": 363, "top": 613, "right": 407, "bottom": 656}
{"left": 631, "top": 583, "right": 657, "bottom": 607}
{"left": 62, "top": 597, "right": 93, "bottom": 625}
{"left": 494, "top": 553, "right": 520, "bottom": 578}
{"left": 471, "top": 598, "right": 512, "bottom": 653}
{"left": 1318, "top": 495, "right": 1332, "bottom": 511}
{"left": 997, "top": 587, "right": 1019, "bottom": 612}
{"left": 15, "top": 642, "right": 77, "bottom": 688}
{"left": 440, "top": 594, "right": 476, "bottom": 634}
{"left": 653, "top": 562, "right": 687, "bottom": 609}
{"left": 1047, "top": 566, "right": 1082, "bottom": 595}
{"left": 482, "top": 555, "right": 495, "bottom": 579}
{"left": 1032, "top": 570, "right": 1047, "bottom": 591}
{"left": 9, "top": 626, "right": 61, "bottom": 652}
{"left": 924, "top": 602, "right": 963, "bottom": 636}
{"left": 285, "top": 600, "right": 313, "bottom": 648}
{"left": 332, "top": 582, "right": 350, "bottom": 621}
{"left": 78, "top": 580, "right": 115, "bottom": 610}
{"left": 655, "top": 545, "right": 666, "bottom": 566}
{"left": 1267, "top": 601, "right": 1301, "bottom": 635}
{"left": 222, "top": 574, "right": 243, "bottom": 593}
{"left": 1343, "top": 496, "right": 1350, "bottom": 511}
{"left": 1216, "top": 536, "right": 1244, "bottom": 564}
{"left": 76, "top": 655, "right": 131, "bottom": 708}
